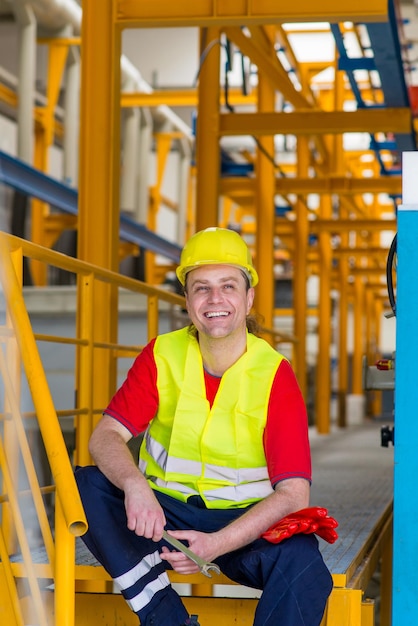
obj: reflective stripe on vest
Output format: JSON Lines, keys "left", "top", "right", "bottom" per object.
{"left": 139, "top": 327, "right": 285, "bottom": 509}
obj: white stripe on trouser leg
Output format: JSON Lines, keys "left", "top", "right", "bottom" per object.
{"left": 113, "top": 550, "right": 171, "bottom": 612}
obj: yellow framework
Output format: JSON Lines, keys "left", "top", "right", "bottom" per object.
{"left": 76, "top": 0, "right": 399, "bottom": 438}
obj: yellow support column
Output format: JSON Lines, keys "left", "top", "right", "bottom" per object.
{"left": 147, "top": 133, "right": 173, "bottom": 283}
{"left": 54, "top": 496, "right": 76, "bottom": 626}
{"left": 195, "top": 27, "right": 221, "bottom": 231}
{"left": 365, "top": 286, "right": 377, "bottom": 414}
{"left": 254, "top": 26, "right": 276, "bottom": 335}
{"left": 325, "top": 587, "right": 363, "bottom": 626}
{"left": 352, "top": 275, "right": 365, "bottom": 395}
{"left": 337, "top": 210, "right": 349, "bottom": 428}
{"left": 32, "top": 40, "right": 70, "bottom": 285}
{"left": 368, "top": 194, "right": 384, "bottom": 418}
{"left": 315, "top": 193, "right": 333, "bottom": 433}
{"left": 77, "top": 0, "right": 121, "bottom": 447}
{"left": 332, "top": 62, "right": 349, "bottom": 428}
{"left": 293, "top": 137, "right": 309, "bottom": 395}
{"left": 371, "top": 296, "right": 383, "bottom": 417}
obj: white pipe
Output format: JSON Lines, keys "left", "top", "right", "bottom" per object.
{"left": 177, "top": 138, "right": 192, "bottom": 245}
{"left": 13, "top": 0, "right": 36, "bottom": 164}
{"left": 136, "top": 108, "right": 153, "bottom": 223}
{"left": 63, "top": 43, "right": 79, "bottom": 185}
{"left": 30, "top": 0, "right": 194, "bottom": 143}
{"left": 120, "top": 57, "right": 194, "bottom": 143}
{"left": 121, "top": 76, "right": 140, "bottom": 213}
{"left": 29, "top": 0, "right": 81, "bottom": 33}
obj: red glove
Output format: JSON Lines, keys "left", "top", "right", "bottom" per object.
{"left": 261, "top": 506, "right": 338, "bottom": 544}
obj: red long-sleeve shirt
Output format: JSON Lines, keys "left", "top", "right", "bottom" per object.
{"left": 105, "top": 338, "right": 312, "bottom": 487}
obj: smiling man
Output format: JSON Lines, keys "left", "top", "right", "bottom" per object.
{"left": 75, "top": 227, "right": 332, "bottom": 626}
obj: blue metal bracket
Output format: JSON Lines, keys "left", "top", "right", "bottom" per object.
{"left": 338, "top": 57, "right": 376, "bottom": 72}
{"left": 0, "top": 150, "right": 181, "bottom": 263}
{"left": 366, "top": 0, "right": 415, "bottom": 151}
{"left": 331, "top": 0, "right": 417, "bottom": 159}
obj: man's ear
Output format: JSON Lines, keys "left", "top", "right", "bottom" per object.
{"left": 247, "top": 287, "right": 255, "bottom": 313}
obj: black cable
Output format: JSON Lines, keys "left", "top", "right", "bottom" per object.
{"left": 194, "top": 38, "right": 235, "bottom": 113}
{"left": 386, "top": 233, "right": 397, "bottom": 317}
{"left": 223, "top": 40, "right": 234, "bottom": 113}
{"left": 253, "top": 137, "right": 287, "bottom": 177}
{"left": 194, "top": 38, "right": 223, "bottom": 85}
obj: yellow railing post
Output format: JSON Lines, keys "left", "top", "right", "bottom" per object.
{"left": 55, "top": 495, "right": 76, "bottom": 626}
{"left": 2, "top": 246, "right": 23, "bottom": 555}
{"left": 75, "top": 273, "right": 95, "bottom": 466}
{"left": 315, "top": 192, "right": 333, "bottom": 434}
{"left": 147, "top": 294, "right": 159, "bottom": 341}
{"left": 0, "top": 235, "right": 87, "bottom": 536}
{"left": 0, "top": 348, "right": 55, "bottom": 562}
{"left": 0, "top": 439, "right": 49, "bottom": 626}
{"left": 0, "top": 527, "right": 25, "bottom": 626}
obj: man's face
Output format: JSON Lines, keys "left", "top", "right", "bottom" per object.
{"left": 185, "top": 264, "right": 254, "bottom": 340}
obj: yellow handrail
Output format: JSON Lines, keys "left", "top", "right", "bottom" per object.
{"left": 0, "top": 231, "right": 187, "bottom": 625}
{"left": 0, "top": 238, "right": 87, "bottom": 536}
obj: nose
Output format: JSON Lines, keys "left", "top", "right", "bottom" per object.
{"left": 208, "top": 287, "right": 223, "bottom": 303}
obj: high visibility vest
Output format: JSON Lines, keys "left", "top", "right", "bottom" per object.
{"left": 139, "top": 327, "right": 285, "bottom": 509}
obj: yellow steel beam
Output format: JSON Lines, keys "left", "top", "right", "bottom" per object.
{"left": 277, "top": 176, "right": 401, "bottom": 195}
{"left": 310, "top": 218, "right": 397, "bottom": 233}
{"left": 219, "top": 108, "right": 412, "bottom": 136}
{"left": 220, "top": 175, "right": 402, "bottom": 197}
{"left": 77, "top": 0, "right": 121, "bottom": 445}
{"left": 37, "top": 37, "right": 81, "bottom": 46}
{"left": 121, "top": 88, "right": 257, "bottom": 108}
{"left": 276, "top": 25, "right": 303, "bottom": 88}
{"left": 0, "top": 82, "right": 64, "bottom": 140}
{"left": 115, "top": 0, "right": 388, "bottom": 28}
{"left": 349, "top": 266, "right": 386, "bottom": 275}
{"left": 273, "top": 218, "right": 396, "bottom": 239}
{"left": 0, "top": 82, "right": 17, "bottom": 108}
{"left": 293, "top": 137, "right": 310, "bottom": 394}
{"left": 195, "top": 27, "right": 221, "bottom": 230}
{"left": 333, "top": 246, "right": 389, "bottom": 256}
{"left": 254, "top": 25, "right": 276, "bottom": 336}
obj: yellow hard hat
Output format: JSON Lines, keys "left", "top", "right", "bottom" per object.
{"left": 176, "top": 227, "right": 259, "bottom": 287}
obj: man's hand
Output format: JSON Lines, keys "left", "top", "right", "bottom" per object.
{"left": 159, "top": 529, "right": 221, "bottom": 574}
{"left": 124, "top": 480, "right": 166, "bottom": 541}
{"left": 88, "top": 416, "right": 167, "bottom": 541}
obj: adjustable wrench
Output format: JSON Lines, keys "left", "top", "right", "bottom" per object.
{"left": 162, "top": 530, "right": 221, "bottom": 578}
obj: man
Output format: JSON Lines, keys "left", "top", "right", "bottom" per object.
{"left": 75, "top": 227, "right": 333, "bottom": 626}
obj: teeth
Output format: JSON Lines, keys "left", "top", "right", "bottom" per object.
{"left": 205, "top": 311, "right": 228, "bottom": 318}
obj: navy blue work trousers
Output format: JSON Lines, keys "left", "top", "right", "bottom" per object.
{"left": 75, "top": 466, "right": 333, "bottom": 626}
